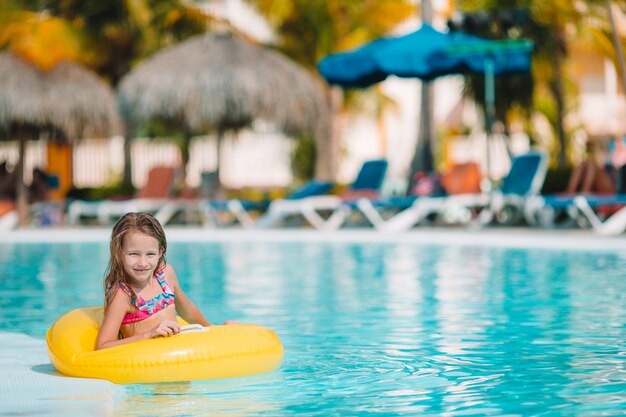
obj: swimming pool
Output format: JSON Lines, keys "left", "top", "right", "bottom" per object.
{"left": 1, "top": 231, "right": 625, "bottom": 416}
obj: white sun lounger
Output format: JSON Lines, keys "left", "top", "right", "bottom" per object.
{"left": 573, "top": 195, "right": 626, "bottom": 235}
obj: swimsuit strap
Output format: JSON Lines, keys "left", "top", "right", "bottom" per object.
{"left": 118, "top": 270, "right": 174, "bottom": 310}
{"left": 120, "top": 270, "right": 176, "bottom": 325}
{"left": 154, "top": 269, "right": 167, "bottom": 288}
{"left": 118, "top": 281, "right": 136, "bottom": 303}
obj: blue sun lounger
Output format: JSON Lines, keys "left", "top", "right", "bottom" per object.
{"left": 201, "top": 180, "right": 334, "bottom": 228}
{"left": 366, "top": 151, "right": 547, "bottom": 232}
{"left": 256, "top": 159, "right": 388, "bottom": 229}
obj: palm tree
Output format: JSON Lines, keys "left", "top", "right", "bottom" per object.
{"left": 2, "top": 0, "right": 214, "bottom": 84}
{"left": 603, "top": 0, "right": 626, "bottom": 127}
{"left": 244, "top": 0, "right": 416, "bottom": 180}
{"left": 455, "top": 0, "right": 626, "bottom": 166}
{"left": 454, "top": 1, "right": 562, "bottom": 163}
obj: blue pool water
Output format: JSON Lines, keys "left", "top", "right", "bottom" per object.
{"left": 1, "top": 238, "right": 625, "bottom": 416}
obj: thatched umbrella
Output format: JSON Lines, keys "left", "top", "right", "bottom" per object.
{"left": 117, "top": 31, "right": 331, "bottom": 192}
{"left": 0, "top": 52, "right": 121, "bottom": 226}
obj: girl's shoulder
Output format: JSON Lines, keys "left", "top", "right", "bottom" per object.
{"left": 109, "top": 285, "right": 135, "bottom": 313}
{"left": 116, "top": 281, "right": 133, "bottom": 298}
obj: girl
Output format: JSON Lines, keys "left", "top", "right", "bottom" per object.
{"left": 96, "top": 212, "right": 235, "bottom": 350}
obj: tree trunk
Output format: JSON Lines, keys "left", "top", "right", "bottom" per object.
{"left": 315, "top": 86, "right": 341, "bottom": 181}
{"left": 215, "top": 126, "right": 224, "bottom": 198}
{"left": 179, "top": 131, "right": 192, "bottom": 192}
{"left": 551, "top": 46, "right": 567, "bottom": 166}
{"left": 122, "top": 136, "right": 133, "bottom": 190}
{"left": 16, "top": 126, "right": 28, "bottom": 227}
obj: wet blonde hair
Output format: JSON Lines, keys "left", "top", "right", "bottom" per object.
{"left": 103, "top": 212, "right": 167, "bottom": 309}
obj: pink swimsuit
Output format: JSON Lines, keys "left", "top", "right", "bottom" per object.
{"left": 119, "top": 270, "right": 175, "bottom": 324}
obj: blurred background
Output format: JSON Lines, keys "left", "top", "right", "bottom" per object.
{"left": 0, "top": 0, "right": 625, "bottom": 222}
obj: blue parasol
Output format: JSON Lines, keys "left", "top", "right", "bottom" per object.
{"left": 317, "top": 23, "right": 533, "bottom": 86}
{"left": 317, "top": 38, "right": 389, "bottom": 88}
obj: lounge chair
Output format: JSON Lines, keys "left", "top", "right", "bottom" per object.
{"left": 525, "top": 194, "right": 574, "bottom": 227}
{"left": 200, "top": 180, "right": 335, "bottom": 228}
{"left": 572, "top": 194, "right": 626, "bottom": 235}
{"left": 377, "top": 151, "right": 547, "bottom": 232}
{"left": 67, "top": 165, "right": 177, "bottom": 224}
{"left": 524, "top": 192, "right": 617, "bottom": 228}
{"left": 0, "top": 200, "right": 17, "bottom": 231}
{"left": 353, "top": 162, "right": 482, "bottom": 230}
{"left": 256, "top": 159, "right": 388, "bottom": 230}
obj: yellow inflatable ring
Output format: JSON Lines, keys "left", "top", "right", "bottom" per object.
{"left": 46, "top": 307, "right": 284, "bottom": 384}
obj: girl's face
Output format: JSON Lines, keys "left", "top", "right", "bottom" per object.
{"left": 121, "top": 231, "right": 162, "bottom": 284}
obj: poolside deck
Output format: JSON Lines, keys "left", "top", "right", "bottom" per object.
{"left": 3, "top": 226, "right": 625, "bottom": 251}
{"left": 0, "top": 333, "right": 118, "bottom": 417}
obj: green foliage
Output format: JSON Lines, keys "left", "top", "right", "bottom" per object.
{"left": 455, "top": 2, "right": 538, "bottom": 126}
{"left": 135, "top": 119, "right": 185, "bottom": 138}
{"left": 66, "top": 181, "right": 136, "bottom": 201}
{"left": 245, "top": 0, "right": 416, "bottom": 178}
{"left": 291, "top": 134, "right": 317, "bottom": 181}
{"left": 245, "top": 0, "right": 415, "bottom": 70}
{"left": 1, "top": 0, "right": 214, "bottom": 84}
{"left": 456, "top": 0, "right": 623, "bottom": 167}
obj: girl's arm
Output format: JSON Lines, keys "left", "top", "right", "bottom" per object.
{"left": 95, "top": 288, "right": 181, "bottom": 350}
{"left": 166, "top": 264, "right": 211, "bottom": 326}
{"left": 96, "top": 289, "right": 134, "bottom": 349}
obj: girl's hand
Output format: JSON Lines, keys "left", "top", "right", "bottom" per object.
{"left": 222, "top": 320, "right": 239, "bottom": 325}
{"left": 149, "top": 320, "right": 181, "bottom": 338}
